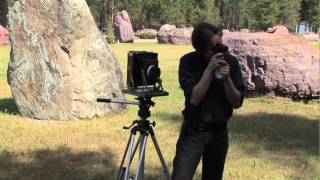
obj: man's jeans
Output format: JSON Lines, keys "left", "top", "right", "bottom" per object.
{"left": 172, "top": 122, "right": 229, "bottom": 180}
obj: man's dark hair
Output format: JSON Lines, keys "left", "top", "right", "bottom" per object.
{"left": 191, "top": 22, "right": 222, "bottom": 53}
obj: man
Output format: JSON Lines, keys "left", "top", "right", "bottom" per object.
{"left": 172, "top": 22, "right": 245, "bottom": 180}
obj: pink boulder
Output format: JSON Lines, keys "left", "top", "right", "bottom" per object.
{"left": 157, "top": 24, "right": 193, "bottom": 45}
{"left": 114, "top": 10, "right": 134, "bottom": 43}
{"left": 0, "top": 25, "right": 9, "bottom": 45}
{"left": 223, "top": 32, "right": 319, "bottom": 99}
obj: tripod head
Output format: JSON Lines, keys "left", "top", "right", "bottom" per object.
{"left": 97, "top": 88, "right": 168, "bottom": 120}
{"left": 136, "top": 97, "right": 154, "bottom": 120}
{"left": 97, "top": 89, "right": 168, "bottom": 134}
{"left": 97, "top": 96, "right": 156, "bottom": 120}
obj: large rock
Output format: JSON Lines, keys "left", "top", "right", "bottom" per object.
{"left": 157, "top": 24, "right": 176, "bottom": 44}
{"left": 0, "top": 25, "right": 9, "bottom": 45}
{"left": 223, "top": 32, "right": 320, "bottom": 99}
{"left": 157, "top": 24, "right": 193, "bottom": 45}
{"left": 8, "top": 0, "right": 125, "bottom": 120}
{"left": 135, "top": 28, "right": 157, "bottom": 39}
{"left": 114, "top": 10, "right": 134, "bottom": 43}
{"left": 169, "top": 27, "right": 193, "bottom": 45}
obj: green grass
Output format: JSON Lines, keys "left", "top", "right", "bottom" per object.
{"left": 0, "top": 41, "right": 319, "bottom": 180}
{"left": 310, "top": 41, "right": 320, "bottom": 49}
{"left": 0, "top": 45, "right": 10, "bottom": 82}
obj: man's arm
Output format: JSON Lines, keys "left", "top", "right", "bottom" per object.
{"left": 219, "top": 60, "right": 244, "bottom": 108}
{"left": 189, "top": 53, "right": 224, "bottom": 106}
{"left": 224, "top": 76, "right": 242, "bottom": 108}
{"left": 189, "top": 65, "right": 214, "bottom": 106}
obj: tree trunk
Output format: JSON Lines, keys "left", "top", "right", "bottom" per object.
{"left": 0, "top": 0, "right": 8, "bottom": 27}
{"left": 106, "top": 0, "right": 112, "bottom": 34}
{"left": 99, "top": 0, "right": 108, "bottom": 31}
{"left": 105, "top": 0, "right": 116, "bottom": 35}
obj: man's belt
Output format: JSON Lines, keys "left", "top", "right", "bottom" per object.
{"left": 194, "top": 122, "right": 227, "bottom": 132}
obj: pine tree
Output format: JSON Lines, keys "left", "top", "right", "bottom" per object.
{"left": 300, "top": 0, "right": 320, "bottom": 31}
{"left": 249, "top": 0, "right": 281, "bottom": 31}
{"left": 278, "top": 0, "right": 301, "bottom": 31}
{"left": 202, "top": 0, "right": 220, "bottom": 25}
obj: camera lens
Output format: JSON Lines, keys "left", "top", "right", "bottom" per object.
{"left": 147, "top": 65, "right": 161, "bottom": 83}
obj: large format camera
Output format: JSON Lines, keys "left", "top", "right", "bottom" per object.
{"left": 212, "top": 43, "right": 228, "bottom": 54}
{"left": 98, "top": 51, "right": 170, "bottom": 179}
{"left": 125, "top": 51, "right": 168, "bottom": 97}
{"left": 212, "top": 44, "right": 229, "bottom": 79}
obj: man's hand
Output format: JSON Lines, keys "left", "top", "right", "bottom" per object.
{"left": 208, "top": 53, "right": 224, "bottom": 71}
{"left": 217, "top": 60, "right": 230, "bottom": 79}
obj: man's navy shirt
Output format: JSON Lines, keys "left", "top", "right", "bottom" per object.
{"left": 179, "top": 51, "right": 245, "bottom": 125}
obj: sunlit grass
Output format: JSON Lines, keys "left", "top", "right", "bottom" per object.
{"left": 0, "top": 45, "right": 10, "bottom": 83}
{"left": 310, "top": 41, "right": 320, "bottom": 49}
{"left": 0, "top": 41, "right": 319, "bottom": 180}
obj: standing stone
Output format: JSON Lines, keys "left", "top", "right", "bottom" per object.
{"left": 114, "top": 10, "right": 134, "bottom": 43}
{"left": 8, "top": 0, "right": 125, "bottom": 120}
{"left": 157, "top": 24, "right": 176, "bottom": 44}
{"left": 157, "top": 24, "right": 193, "bottom": 45}
{"left": 223, "top": 32, "right": 320, "bottom": 99}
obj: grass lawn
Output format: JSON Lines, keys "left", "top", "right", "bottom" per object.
{"left": 310, "top": 41, "right": 320, "bottom": 49}
{"left": 0, "top": 41, "right": 319, "bottom": 180}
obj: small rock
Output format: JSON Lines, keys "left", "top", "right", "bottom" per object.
{"left": 135, "top": 28, "right": 157, "bottom": 39}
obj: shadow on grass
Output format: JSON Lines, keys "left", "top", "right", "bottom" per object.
{"left": 0, "top": 146, "right": 170, "bottom": 180}
{"left": 0, "top": 98, "right": 19, "bottom": 115}
{"left": 0, "top": 146, "right": 117, "bottom": 180}
{"left": 230, "top": 113, "right": 319, "bottom": 155}
{"left": 154, "top": 111, "right": 318, "bottom": 155}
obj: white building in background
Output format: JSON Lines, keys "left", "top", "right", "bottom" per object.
{"left": 296, "top": 21, "right": 318, "bottom": 33}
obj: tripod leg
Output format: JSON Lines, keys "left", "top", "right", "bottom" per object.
{"left": 116, "top": 134, "right": 132, "bottom": 180}
{"left": 129, "top": 135, "right": 141, "bottom": 166}
{"left": 117, "top": 134, "right": 141, "bottom": 180}
{"left": 150, "top": 134, "right": 171, "bottom": 180}
{"left": 124, "top": 134, "right": 136, "bottom": 180}
{"left": 135, "top": 134, "right": 149, "bottom": 180}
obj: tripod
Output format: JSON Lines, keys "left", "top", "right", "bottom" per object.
{"left": 115, "top": 97, "right": 171, "bottom": 180}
